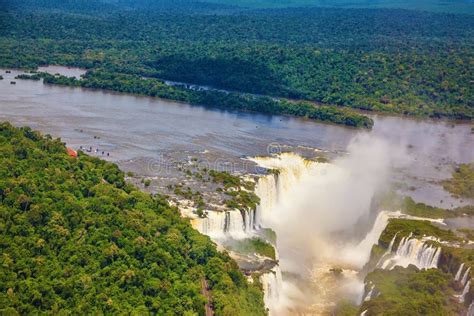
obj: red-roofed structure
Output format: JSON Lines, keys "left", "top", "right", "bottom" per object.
{"left": 67, "top": 147, "right": 77, "bottom": 158}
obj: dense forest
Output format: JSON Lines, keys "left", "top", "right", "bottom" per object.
{"left": 202, "top": 0, "right": 474, "bottom": 13}
{"left": 0, "top": 0, "right": 472, "bottom": 120}
{"left": 16, "top": 71, "right": 373, "bottom": 128}
{"left": 0, "top": 122, "right": 266, "bottom": 315}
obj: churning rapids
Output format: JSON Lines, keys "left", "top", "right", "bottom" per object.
{"left": 1, "top": 67, "right": 473, "bottom": 314}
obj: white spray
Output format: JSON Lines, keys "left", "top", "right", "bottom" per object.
{"left": 461, "top": 281, "right": 471, "bottom": 303}
{"left": 455, "top": 263, "right": 465, "bottom": 282}
{"left": 462, "top": 268, "right": 471, "bottom": 286}
{"left": 251, "top": 134, "right": 408, "bottom": 314}
{"left": 260, "top": 266, "right": 284, "bottom": 309}
{"left": 380, "top": 237, "right": 441, "bottom": 270}
{"left": 193, "top": 209, "right": 254, "bottom": 239}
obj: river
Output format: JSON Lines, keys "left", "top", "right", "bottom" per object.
{"left": 1, "top": 67, "right": 472, "bottom": 208}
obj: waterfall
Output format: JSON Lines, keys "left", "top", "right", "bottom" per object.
{"left": 243, "top": 209, "right": 256, "bottom": 232}
{"left": 455, "top": 263, "right": 465, "bottom": 282}
{"left": 363, "top": 284, "right": 375, "bottom": 302}
{"left": 251, "top": 152, "right": 400, "bottom": 313}
{"left": 260, "top": 265, "right": 283, "bottom": 314}
{"left": 195, "top": 211, "right": 226, "bottom": 238}
{"left": 347, "top": 211, "right": 398, "bottom": 268}
{"left": 468, "top": 302, "right": 474, "bottom": 316}
{"left": 334, "top": 211, "right": 402, "bottom": 269}
{"left": 386, "top": 232, "right": 398, "bottom": 254}
{"left": 380, "top": 236, "right": 441, "bottom": 270}
{"left": 376, "top": 233, "right": 399, "bottom": 268}
{"left": 251, "top": 153, "right": 314, "bottom": 228}
{"left": 193, "top": 210, "right": 252, "bottom": 239}
{"left": 251, "top": 154, "right": 316, "bottom": 314}
{"left": 454, "top": 264, "right": 471, "bottom": 304}
{"left": 461, "top": 281, "right": 471, "bottom": 303}
{"left": 250, "top": 150, "right": 415, "bottom": 314}
{"left": 225, "top": 211, "right": 245, "bottom": 236}
{"left": 462, "top": 268, "right": 471, "bottom": 286}
{"left": 254, "top": 173, "right": 278, "bottom": 228}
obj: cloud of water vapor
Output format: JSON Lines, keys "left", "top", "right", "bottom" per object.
{"left": 266, "top": 133, "right": 407, "bottom": 260}
{"left": 253, "top": 133, "right": 410, "bottom": 314}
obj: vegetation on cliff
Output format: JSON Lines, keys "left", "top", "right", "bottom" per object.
{"left": 362, "top": 214, "right": 474, "bottom": 315}
{"left": 443, "top": 163, "right": 474, "bottom": 199}
{"left": 222, "top": 238, "right": 276, "bottom": 260}
{"left": 378, "top": 218, "right": 460, "bottom": 248}
{"left": 0, "top": 122, "right": 266, "bottom": 315}
{"left": 361, "top": 267, "right": 462, "bottom": 315}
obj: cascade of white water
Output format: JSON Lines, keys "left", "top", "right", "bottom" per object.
{"left": 348, "top": 211, "right": 398, "bottom": 267}
{"left": 254, "top": 174, "right": 278, "bottom": 227}
{"left": 462, "top": 268, "right": 471, "bottom": 286}
{"left": 195, "top": 211, "right": 227, "bottom": 238}
{"left": 381, "top": 236, "right": 441, "bottom": 270}
{"left": 252, "top": 154, "right": 323, "bottom": 313}
{"left": 461, "top": 281, "right": 471, "bottom": 303}
{"left": 260, "top": 265, "right": 283, "bottom": 314}
{"left": 251, "top": 152, "right": 399, "bottom": 313}
{"left": 193, "top": 210, "right": 251, "bottom": 239}
{"left": 386, "top": 233, "right": 398, "bottom": 254}
{"left": 376, "top": 233, "right": 399, "bottom": 267}
{"left": 468, "top": 302, "right": 474, "bottom": 316}
{"left": 251, "top": 153, "right": 315, "bottom": 228}
{"left": 225, "top": 211, "right": 247, "bottom": 237}
{"left": 338, "top": 211, "right": 401, "bottom": 268}
{"left": 248, "top": 148, "right": 457, "bottom": 314}
{"left": 363, "top": 284, "right": 375, "bottom": 302}
{"left": 243, "top": 209, "right": 256, "bottom": 232}
{"left": 456, "top": 263, "right": 465, "bottom": 282}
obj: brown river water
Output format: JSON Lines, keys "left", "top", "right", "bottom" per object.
{"left": 1, "top": 67, "right": 473, "bottom": 208}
